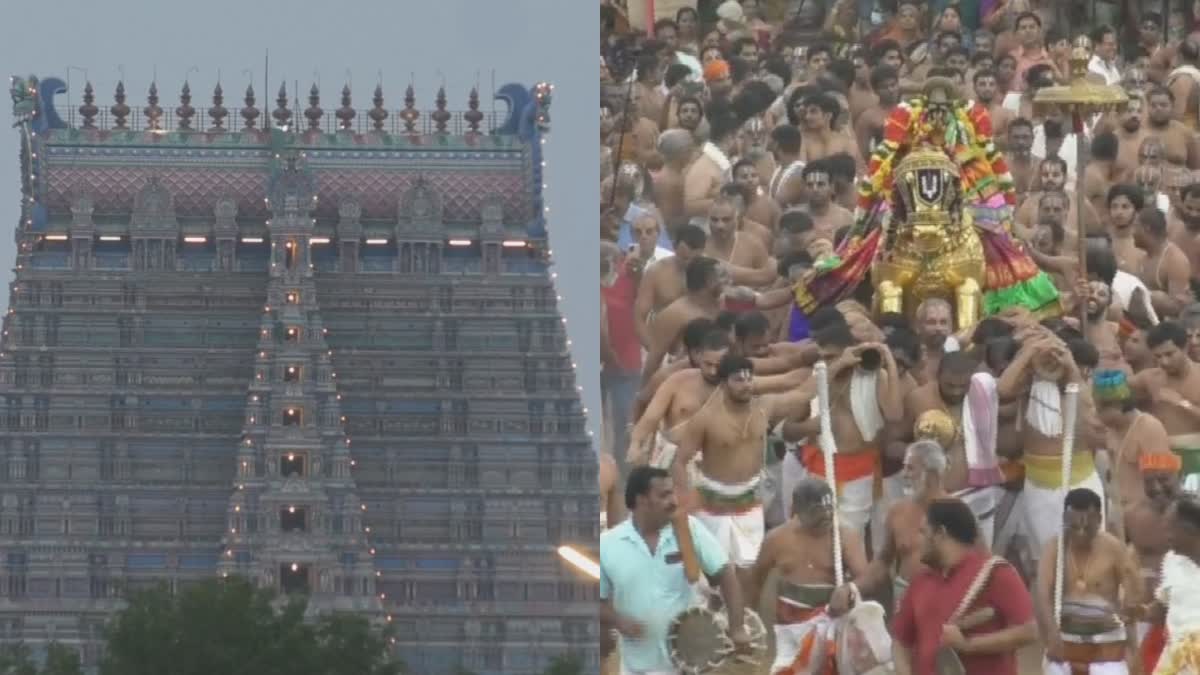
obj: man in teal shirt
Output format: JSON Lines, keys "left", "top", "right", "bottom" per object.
{"left": 600, "top": 466, "right": 750, "bottom": 674}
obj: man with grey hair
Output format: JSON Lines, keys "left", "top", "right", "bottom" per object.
{"left": 703, "top": 191, "right": 776, "bottom": 288}
{"left": 653, "top": 129, "right": 699, "bottom": 235}
{"left": 848, "top": 439, "right": 952, "bottom": 612}
{"left": 914, "top": 296, "right": 960, "bottom": 385}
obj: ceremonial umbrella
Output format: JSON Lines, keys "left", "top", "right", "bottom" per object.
{"left": 1033, "top": 36, "right": 1129, "bottom": 327}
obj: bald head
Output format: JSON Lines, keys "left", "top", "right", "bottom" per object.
{"left": 658, "top": 129, "right": 697, "bottom": 164}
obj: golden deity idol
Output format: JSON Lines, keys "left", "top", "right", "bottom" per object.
{"left": 870, "top": 144, "right": 986, "bottom": 328}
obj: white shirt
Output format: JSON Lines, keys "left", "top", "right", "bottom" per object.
{"left": 1087, "top": 55, "right": 1122, "bottom": 86}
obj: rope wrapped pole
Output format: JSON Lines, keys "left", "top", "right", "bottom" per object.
{"left": 814, "top": 362, "right": 844, "bottom": 586}
{"left": 1054, "top": 382, "right": 1081, "bottom": 627}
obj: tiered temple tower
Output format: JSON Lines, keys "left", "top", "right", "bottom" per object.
{"left": 0, "top": 75, "right": 598, "bottom": 675}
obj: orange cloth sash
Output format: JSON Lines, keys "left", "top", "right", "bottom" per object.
{"left": 800, "top": 445, "right": 881, "bottom": 497}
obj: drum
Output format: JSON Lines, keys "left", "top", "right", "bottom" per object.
{"left": 667, "top": 605, "right": 768, "bottom": 675}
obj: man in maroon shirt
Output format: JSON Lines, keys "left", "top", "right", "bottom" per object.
{"left": 892, "top": 499, "right": 1037, "bottom": 675}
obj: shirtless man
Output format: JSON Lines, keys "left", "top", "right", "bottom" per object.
{"left": 797, "top": 92, "right": 863, "bottom": 170}
{"left": 1131, "top": 321, "right": 1200, "bottom": 491}
{"left": 1006, "top": 117, "right": 1041, "bottom": 201}
{"left": 683, "top": 111, "right": 738, "bottom": 220}
{"left": 1123, "top": 459, "right": 1179, "bottom": 647}
{"left": 786, "top": 322, "right": 905, "bottom": 535}
{"left": 973, "top": 69, "right": 1016, "bottom": 144}
{"left": 905, "top": 352, "right": 1006, "bottom": 546}
{"left": 644, "top": 254, "right": 728, "bottom": 374}
{"left": 702, "top": 194, "right": 775, "bottom": 287}
{"left": 671, "top": 355, "right": 823, "bottom": 572}
{"left": 1073, "top": 277, "right": 1124, "bottom": 371}
{"left": 1036, "top": 488, "right": 1141, "bottom": 675}
{"left": 1114, "top": 95, "right": 1150, "bottom": 183}
{"left": 997, "top": 328, "right": 1106, "bottom": 568}
{"left": 1134, "top": 207, "right": 1193, "bottom": 318}
{"left": 854, "top": 64, "right": 900, "bottom": 160}
{"left": 799, "top": 161, "right": 854, "bottom": 243}
{"left": 732, "top": 158, "right": 780, "bottom": 235}
{"left": 633, "top": 223, "right": 707, "bottom": 349}
{"left": 1028, "top": 216, "right": 1079, "bottom": 302}
{"left": 854, "top": 439, "right": 950, "bottom": 611}
{"left": 1015, "top": 157, "right": 1102, "bottom": 237}
{"left": 1108, "top": 184, "right": 1150, "bottom": 275}
{"left": 766, "top": 124, "right": 806, "bottom": 209}
{"left": 653, "top": 129, "right": 700, "bottom": 234}
{"left": 1093, "top": 369, "right": 1172, "bottom": 519}
{"left": 717, "top": 182, "right": 773, "bottom": 252}
{"left": 747, "top": 478, "right": 871, "bottom": 675}
{"left": 628, "top": 326, "right": 729, "bottom": 468}
{"left": 913, "top": 298, "right": 957, "bottom": 386}
{"left": 610, "top": 89, "right": 661, "bottom": 167}
{"left": 598, "top": 451, "right": 626, "bottom": 530}
{"left": 1166, "top": 38, "right": 1200, "bottom": 127}
{"left": 1082, "top": 131, "right": 1121, "bottom": 220}
{"left": 1167, "top": 182, "right": 1200, "bottom": 280}
{"left": 1144, "top": 85, "right": 1200, "bottom": 171}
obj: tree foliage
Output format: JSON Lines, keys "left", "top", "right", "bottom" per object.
{"left": 0, "top": 643, "right": 82, "bottom": 675}
{"left": 542, "top": 653, "right": 584, "bottom": 675}
{"left": 99, "top": 577, "right": 404, "bottom": 675}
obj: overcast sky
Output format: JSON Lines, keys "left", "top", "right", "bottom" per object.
{"left": 0, "top": 0, "right": 601, "bottom": 442}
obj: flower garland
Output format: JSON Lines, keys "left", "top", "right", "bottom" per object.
{"left": 855, "top": 97, "right": 1016, "bottom": 220}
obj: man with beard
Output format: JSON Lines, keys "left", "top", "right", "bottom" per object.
{"left": 716, "top": 182, "right": 773, "bottom": 251}
{"left": 701, "top": 193, "right": 775, "bottom": 287}
{"left": 913, "top": 298, "right": 958, "bottom": 386}
{"left": 796, "top": 92, "right": 862, "bottom": 169}
{"left": 683, "top": 100, "right": 738, "bottom": 221}
{"left": 852, "top": 439, "right": 951, "bottom": 612}
{"left": 973, "top": 69, "right": 1015, "bottom": 146}
{"left": 892, "top": 499, "right": 1037, "bottom": 675}
{"left": 652, "top": 129, "right": 701, "bottom": 235}
{"left": 799, "top": 161, "right": 854, "bottom": 243}
{"left": 1036, "top": 488, "right": 1142, "bottom": 675}
{"left": 748, "top": 478, "right": 871, "bottom": 675}
{"left": 1114, "top": 95, "right": 1150, "bottom": 183}
{"left": 600, "top": 466, "right": 751, "bottom": 675}
{"left": 1134, "top": 207, "right": 1194, "bottom": 319}
{"left": 767, "top": 124, "right": 806, "bottom": 209}
{"left": 671, "top": 355, "right": 825, "bottom": 573}
{"left": 997, "top": 328, "right": 1107, "bottom": 571}
{"left": 905, "top": 352, "right": 1006, "bottom": 547}
{"left": 1123, "top": 454, "right": 1180, "bottom": 657}
{"left": 854, "top": 64, "right": 899, "bottom": 160}
{"left": 1131, "top": 321, "right": 1200, "bottom": 492}
{"left": 1006, "top": 117, "right": 1041, "bottom": 200}
{"left": 1074, "top": 276, "right": 1125, "bottom": 371}
{"left": 634, "top": 223, "right": 707, "bottom": 351}
{"left": 731, "top": 158, "right": 780, "bottom": 234}
{"left": 675, "top": 95, "right": 704, "bottom": 135}
{"left": 1016, "top": 156, "right": 1102, "bottom": 236}
{"left": 1108, "top": 184, "right": 1149, "bottom": 275}
{"left": 644, "top": 256, "right": 727, "bottom": 382}
{"left": 628, "top": 323, "right": 729, "bottom": 469}
{"left": 1167, "top": 182, "right": 1200, "bottom": 280}
{"left": 1144, "top": 86, "right": 1200, "bottom": 172}
{"left": 1093, "top": 370, "right": 1173, "bottom": 514}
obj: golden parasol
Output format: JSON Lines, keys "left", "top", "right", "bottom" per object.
{"left": 1033, "top": 36, "right": 1130, "bottom": 326}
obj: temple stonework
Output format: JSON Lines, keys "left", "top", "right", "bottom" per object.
{"left": 1, "top": 76, "right": 598, "bottom": 674}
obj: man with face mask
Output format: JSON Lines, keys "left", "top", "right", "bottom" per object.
{"left": 1036, "top": 488, "right": 1142, "bottom": 675}
{"left": 672, "top": 355, "right": 826, "bottom": 574}
{"left": 892, "top": 499, "right": 1036, "bottom": 675}
{"left": 1131, "top": 322, "right": 1200, "bottom": 492}
{"left": 746, "top": 478, "right": 870, "bottom": 675}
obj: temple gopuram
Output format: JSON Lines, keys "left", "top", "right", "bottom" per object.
{"left": 1, "top": 75, "right": 597, "bottom": 674}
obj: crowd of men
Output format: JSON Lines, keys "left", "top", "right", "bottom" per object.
{"left": 598, "top": 0, "right": 1200, "bottom": 674}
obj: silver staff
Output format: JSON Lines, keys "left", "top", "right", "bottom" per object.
{"left": 1054, "top": 383, "right": 1080, "bottom": 627}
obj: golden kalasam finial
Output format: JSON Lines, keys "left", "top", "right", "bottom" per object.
{"left": 914, "top": 409, "right": 958, "bottom": 449}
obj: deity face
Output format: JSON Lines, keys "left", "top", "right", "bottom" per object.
{"left": 925, "top": 88, "right": 953, "bottom": 130}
